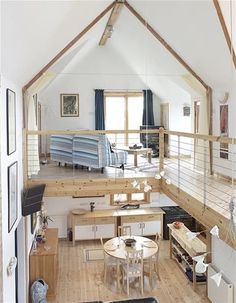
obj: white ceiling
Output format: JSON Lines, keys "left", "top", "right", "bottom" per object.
{"left": 1, "top": 0, "right": 235, "bottom": 93}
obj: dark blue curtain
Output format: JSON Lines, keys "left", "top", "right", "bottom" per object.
{"left": 95, "top": 89, "right": 105, "bottom": 130}
{"left": 142, "top": 89, "right": 154, "bottom": 125}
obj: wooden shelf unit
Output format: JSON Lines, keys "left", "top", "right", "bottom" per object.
{"left": 29, "top": 228, "right": 58, "bottom": 299}
{"left": 168, "top": 223, "right": 207, "bottom": 290}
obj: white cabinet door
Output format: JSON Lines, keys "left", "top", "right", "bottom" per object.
{"left": 95, "top": 224, "right": 115, "bottom": 239}
{"left": 123, "top": 222, "right": 142, "bottom": 236}
{"left": 74, "top": 225, "right": 94, "bottom": 240}
{"left": 142, "top": 220, "right": 161, "bottom": 236}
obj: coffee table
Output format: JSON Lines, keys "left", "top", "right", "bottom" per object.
{"left": 114, "top": 147, "right": 152, "bottom": 167}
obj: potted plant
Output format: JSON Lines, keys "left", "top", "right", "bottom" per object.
{"left": 38, "top": 214, "right": 53, "bottom": 230}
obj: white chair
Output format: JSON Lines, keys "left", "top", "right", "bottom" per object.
{"left": 100, "top": 237, "right": 118, "bottom": 284}
{"left": 118, "top": 225, "right": 132, "bottom": 237}
{"left": 121, "top": 249, "right": 144, "bottom": 296}
{"left": 153, "top": 232, "right": 161, "bottom": 281}
{"left": 143, "top": 233, "right": 162, "bottom": 288}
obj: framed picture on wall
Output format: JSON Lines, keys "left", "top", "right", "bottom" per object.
{"left": 6, "top": 88, "right": 16, "bottom": 155}
{"left": 8, "top": 161, "right": 18, "bottom": 232}
{"left": 60, "top": 93, "right": 79, "bottom": 117}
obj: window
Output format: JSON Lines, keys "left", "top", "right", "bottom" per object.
{"left": 105, "top": 92, "right": 143, "bottom": 146}
{"left": 110, "top": 192, "right": 150, "bottom": 205}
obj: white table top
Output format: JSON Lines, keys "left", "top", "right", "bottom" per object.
{"left": 104, "top": 236, "right": 158, "bottom": 260}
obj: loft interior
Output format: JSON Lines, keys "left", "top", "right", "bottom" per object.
{"left": 0, "top": 1, "right": 236, "bottom": 303}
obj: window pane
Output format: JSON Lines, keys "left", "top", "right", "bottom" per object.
{"left": 131, "top": 193, "right": 145, "bottom": 201}
{"left": 114, "top": 194, "right": 127, "bottom": 203}
{"left": 128, "top": 96, "right": 143, "bottom": 145}
{"left": 106, "top": 97, "right": 125, "bottom": 146}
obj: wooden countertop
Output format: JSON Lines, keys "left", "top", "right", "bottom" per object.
{"left": 30, "top": 228, "right": 58, "bottom": 256}
{"left": 168, "top": 223, "right": 206, "bottom": 256}
{"left": 71, "top": 207, "right": 164, "bottom": 218}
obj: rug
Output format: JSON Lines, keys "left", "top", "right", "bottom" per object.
{"left": 83, "top": 248, "right": 104, "bottom": 262}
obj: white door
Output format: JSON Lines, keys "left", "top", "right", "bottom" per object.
{"left": 142, "top": 220, "right": 161, "bottom": 236}
{"left": 95, "top": 224, "right": 115, "bottom": 239}
{"left": 74, "top": 225, "right": 94, "bottom": 240}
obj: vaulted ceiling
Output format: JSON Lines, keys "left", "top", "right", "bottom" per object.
{"left": 1, "top": 0, "right": 235, "bottom": 95}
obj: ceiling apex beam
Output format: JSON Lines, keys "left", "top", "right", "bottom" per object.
{"left": 23, "top": 1, "right": 116, "bottom": 92}
{"left": 99, "top": 1, "right": 124, "bottom": 46}
{"left": 124, "top": 0, "right": 209, "bottom": 90}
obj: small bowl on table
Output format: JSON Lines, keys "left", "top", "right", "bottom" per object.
{"left": 173, "top": 221, "right": 183, "bottom": 229}
{"left": 124, "top": 238, "right": 136, "bottom": 247}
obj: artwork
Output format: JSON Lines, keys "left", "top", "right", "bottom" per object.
{"left": 6, "top": 89, "right": 16, "bottom": 155}
{"left": 60, "top": 94, "right": 79, "bottom": 117}
{"left": 8, "top": 162, "right": 18, "bottom": 232}
{"left": 220, "top": 104, "right": 228, "bottom": 159}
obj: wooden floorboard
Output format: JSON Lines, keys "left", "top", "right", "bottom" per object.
{"left": 47, "top": 239, "right": 210, "bottom": 303}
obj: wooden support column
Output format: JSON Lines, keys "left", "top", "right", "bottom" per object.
{"left": 159, "top": 127, "right": 164, "bottom": 172}
{"left": 207, "top": 87, "right": 213, "bottom": 175}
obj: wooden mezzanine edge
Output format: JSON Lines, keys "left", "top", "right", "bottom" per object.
{"left": 27, "top": 177, "right": 160, "bottom": 197}
{"left": 162, "top": 181, "right": 236, "bottom": 251}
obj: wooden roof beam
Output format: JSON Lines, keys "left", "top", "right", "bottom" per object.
{"left": 212, "top": 0, "right": 236, "bottom": 69}
{"left": 124, "top": 0, "right": 209, "bottom": 90}
{"left": 99, "top": 1, "right": 124, "bottom": 46}
{"left": 23, "top": 1, "right": 115, "bottom": 92}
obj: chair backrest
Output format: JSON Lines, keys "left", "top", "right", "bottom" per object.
{"left": 118, "top": 225, "right": 132, "bottom": 237}
{"left": 126, "top": 249, "right": 143, "bottom": 271}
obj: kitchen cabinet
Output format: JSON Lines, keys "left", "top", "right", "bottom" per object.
{"left": 121, "top": 214, "right": 162, "bottom": 236}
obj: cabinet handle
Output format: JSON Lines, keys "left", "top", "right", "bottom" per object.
{"left": 143, "top": 222, "right": 145, "bottom": 228}
{"left": 96, "top": 226, "right": 98, "bottom": 231}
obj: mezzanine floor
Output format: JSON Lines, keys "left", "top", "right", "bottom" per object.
{"left": 47, "top": 239, "right": 210, "bottom": 303}
{"left": 31, "top": 155, "right": 235, "bottom": 222}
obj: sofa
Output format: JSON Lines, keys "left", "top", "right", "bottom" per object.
{"left": 50, "top": 134, "right": 127, "bottom": 172}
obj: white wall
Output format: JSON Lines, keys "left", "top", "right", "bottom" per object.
{"left": 45, "top": 192, "right": 176, "bottom": 238}
{"left": 0, "top": 77, "right": 24, "bottom": 303}
{"left": 212, "top": 72, "right": 236, "bottom": 178}
{"left": 160, "top": 80, "right": 192, "bottom": 157}
{"left": 39, "top": 46, "right": 160, "bottom": 131}
{"left": 212, "top": 236, "right": 236, "bottom": 303}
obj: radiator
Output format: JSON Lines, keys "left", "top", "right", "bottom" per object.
{"left": 207, "top": 265, "right": 233, "bottom": 303}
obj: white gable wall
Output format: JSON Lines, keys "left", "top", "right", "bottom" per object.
{"left": 39, "top": 45, "right": 161, "bottom": 131}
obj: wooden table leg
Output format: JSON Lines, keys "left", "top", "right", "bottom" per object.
{"left": 134, "top": 151, "right": 138, "bottom": 167}
{"left": 148, "top": 151, "right": 152, "bottom": 163}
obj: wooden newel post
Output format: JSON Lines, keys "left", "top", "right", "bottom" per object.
{"left": 159, "top": 127, "right": 164, "bottom": 172}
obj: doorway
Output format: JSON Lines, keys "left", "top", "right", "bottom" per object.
{"left": 160, "top": 103, "right": 169, "bottom": 157}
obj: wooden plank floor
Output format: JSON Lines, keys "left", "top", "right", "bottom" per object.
{"left": 48, "top": 239, "right": 210, "bottom": 303}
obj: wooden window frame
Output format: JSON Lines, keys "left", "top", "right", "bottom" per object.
{"left": 110, "top": 192, "right": 150, "bottom": 206}
{"left": 105, "top": 91, "right": 143, "bottom": 146}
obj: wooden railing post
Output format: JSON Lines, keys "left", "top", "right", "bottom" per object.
{"left": 159, "top": 127, "right": 164, "bottom": 172}
{"left": 23, "top": 128, "right": 28, "bottom": 187}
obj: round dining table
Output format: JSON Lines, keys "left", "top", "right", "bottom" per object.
{"left": 104, "top": 235, "right": 158, "bottom": 290}
{"left": 104, "top": 235, "right": 158, "bottom": 259}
